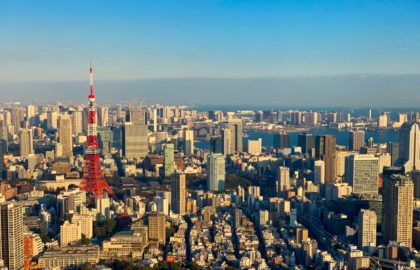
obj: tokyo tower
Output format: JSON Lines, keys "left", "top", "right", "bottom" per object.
{"left": 79, "top": 65, "right": 114, "bottom": 199}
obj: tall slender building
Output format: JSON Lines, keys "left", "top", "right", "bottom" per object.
{"left": 79, "top": 65, "right": 114, "bottom": 199}
{"left": 207, "top": 153, "right": 225, "bottom": 191}
{"left": 397, "top": 122, "right": 420, "bottom": 172}
{"left": 97, "top": 106, "right": 109, "bottom": 127}
{"left": 349, "top": 130, "right": 365, "bottom": 151}
{"left": 358, "top": 209, "right": 377, "bottom": 250}
{"left": 183, "top": 129, "right": 194, "bottom": 156}
{"left": 313, "top": 160, "right": 325, "bottom": 185}
{"left": 276, "top": 166, "right": 290, "bottom": 194}
{"left": 383, "top": 174, "right": 414, "bottom": 247}
{"left": 58, "top": 116, "right": 73, "bottom": 157}
{"left": 0, "top": 202, "right": 24, "bottom": 270}
{"left": 315, "top": 135, "right": 337, "bottom": 183}
{"left": 221, "top": 128, "right": 231, "bottom": 155}
{"left": 71, "top": 109, "right": 83, "bottom": 135}
{"left": 171, "top": 173, "right": 186, "bottom": 215}
{"left": 298, "top": 133, "right": 314, "bottom": 155}
{"left": 19, "top": 128, "right": 33, "bottom": 158}
{"left": 164, "top": 143, "right": 175, "bottom": 177}
{"left": 227, "top": 119, "right": 243, "bottom": 153}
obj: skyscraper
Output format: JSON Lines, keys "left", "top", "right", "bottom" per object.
{"left": 383, "top": 174, "right": 414, "bottom": 247}
{"left": 315, "top": 135, "right": 337, "bottom": 183}
{"left": 387, "top": 141, "right": 400, "bottom": 166}
{"left": 207, "top": 153, "right": 225, "bottom": 191}
{"left": 47, "top": 110, "right": 58, "bottom": 130}
{"left": 71, "top": 109, "right": 83, "bottom": 135}
{"left": 58, "top": 116, "right": 73, "bottom": 157}
{"left": 397, "top": 122, "right": 420, "bottom": 172}
{"left": 349, "top": 130, "right": 365, "bottom": 151}
{"left": 273, "top": 131, "right": 290, "bottom": 149}
{"left": 358, "top": 209, "right": 377, "bottom": 251}
{"left": 221, "top": 128, "right": 231, "bottom": 155}
{"left": 0, "top": 202, "right": 24, "bottom": 270}
{"left": 345, "top": 154, "right": 379, "bottom": 195}
{"left": 276, "top": 166, "right": 290, "bottom": 194}
{"left": 298, "top": 133, "right": 314, "bottom": 155}
{"left": 171, "top": 173, "right": 186, "bottom": 215}
{"left": 11, "top": 107, "right": 25, "bottom": 133}
{"left": 313, "top": 160, "right": 325, "bottom": 185}
{"left": 19, "top": 128, "right": 33, "bottom": 158}
{"left": 97, "top": 106, "right": 109, "bottom": 127}
{"left": 164, "top": 143, "right": 175, "bottom": 177}
{"left": 183, "top": 129, "right": 194, "bottom": 156}
{"left": 122, "top": 123, "right": 148, "bottom": 159}
{"left": 227, "top": 119, "right": 243, "bottom": 153}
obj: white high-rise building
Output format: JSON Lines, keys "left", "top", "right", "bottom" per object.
{"left": 313, "top": 160, "right": 325, "bottom": 185}
{"left": 98, "top": 106, "right": 109, "bottom": 127}
{"left": 71, "top": 110, "right": 83, "bottom": 135}
{"left": 397, "top": 122, "right": 420, "bottom": 172}
{"left": 72, "top": 215, "right": 93, "bottom": 239}
{"left": 183, "top": 129, "right": 194, "bottom": 156}
{"left": 207, "top": 153, "right": 225, "bottom": 191}
{"left": 47, "top": 110, "right": 58, "bottom": 130}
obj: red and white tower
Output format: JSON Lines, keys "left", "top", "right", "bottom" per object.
{"left": 79, "top": 65, "right": 114, "bottom": 198}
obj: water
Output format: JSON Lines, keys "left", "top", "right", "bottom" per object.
{"left": 195, "top": 128, "right": 399, "bottom": 150}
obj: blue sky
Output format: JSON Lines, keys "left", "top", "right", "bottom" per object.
{"left": 0, "top": 1, "right": 420, "bottom": 105}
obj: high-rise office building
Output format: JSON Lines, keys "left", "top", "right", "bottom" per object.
{"left": 397, "top": 122, "right": 420, "bottom": 172}
{"left": 19, "top": 128, "right": 33, "bottom": 158}
{"left": 47, "top": 110, "right": 58, "bottom": 130}
{"left": 148, "top": 212, "right": 166, "bottom": 244}
{"left": 130, "top": 108, "right": 147, "bottom": 125}
{"left": 345, "top": 154, "right": 379, "bottom": 195}
{"left": 11, "top": 107, "right": 25, "bottom": 134}
{"left": 207, "top": 153, "right": 225, "bottom": 191}
{"left": 97, "top": 106, "right": 109, "bottom": 127}
{"left": 276, "top": 166, "right": 290, "bottom": 194}
{"left": 273, "top": 131, "right": 290, "bottom": 149}
{"left": 227, "top": 119, "right": 243, "bottom": 153}
{"left": 71, "top": 110, "right": 83, "bottom": 135}
{"left": 122, "top": 123, "right": 148, "bottom": 159}
{"left": 97, "top": 127, "right": 113, "bottom": 154}
{"left": 386, "top": 142, "right": 399, "bottom": 166}
{"left": 315, "top": 135, "right": 337, "bottom": 183}
{"left": 58, "top": 116, "right": 73, "bottom": 157}
{"left": 411, "top": 170, "right": 420, "bottom": 200}
{"left": 383, "top": 174, "right": 414, "bottom": 247}
{"left": 221, "top": 128, "right": 231, "bottom": 155}
{"left": 183, "top": 129, "right": 194, "bottom": 156}
{"left": 247, "top": 138, "right": 262, "bottom": 156}
{"left": 26, "top": 105, "right": 36, "bottom": 127}
{"left": 171, "top": 173, "right": 186, "bottom": 215}
{"left": 358, "top": 209, "right": 377, "bottom": 250}
{"left": 298, "top": 133, "right": 314, "bottom": 155}
{"left": 313, "top": 160, "right": 325, "bottom": 185}
{"left": 349, "top": 130, "right": 365, "bottom": 151}
{"left": 164, "top": 143, "right": 175, "bottom": 177}
{"left": 0, "top": 202, "right": 24, "bottom": 270}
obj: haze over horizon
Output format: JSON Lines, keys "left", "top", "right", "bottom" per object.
{"left": 1, "top": 0, "right": 420, "bottom": 106}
